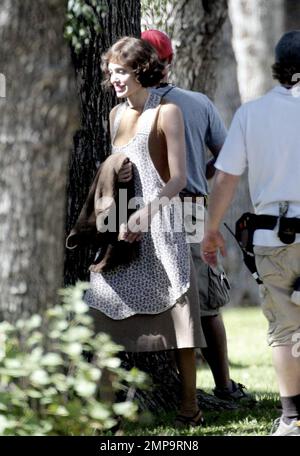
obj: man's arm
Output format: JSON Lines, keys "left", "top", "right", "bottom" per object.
{"left": 202, "top": 170, "right": 240, "bottom": 266}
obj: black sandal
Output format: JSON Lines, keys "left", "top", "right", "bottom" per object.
{"left": 174, "top": 409, "right": 205, "bottom": 428}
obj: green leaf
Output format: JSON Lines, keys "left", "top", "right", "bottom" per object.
{"left": 74, "top": 379, "right": 96, "bottom": 397}
{"left": 113, "top": 401, "right": 138, "bottom": 419}
{"left": 26, "top": 332, "right": 43, "bottom": 347}
{"left": 47, "top": 404, "right": 69, "bottom": 417}
{"left": 30, "top": 369, "right": 50, "bottom": 386}
{"left": 0, "top": 403, "right": 8, "bottom": 412}
{"left": 26, "top": 389, "right": 43, "bottom": 399}
{"left": 62, "top": 326, "right": 93, "bottom": 342}
{"left": 86, "top": 366, "right": 101, "bottom": 382}
{"left": 0, "top": 415, "right": 9, "bottom": 433}
{"left": 49, "top": 374, "right": 69, "bottom": 392}
{"left": 88, "top": 402, "right": 110, "bottom": 421}
{"left": 0, "top": 321, "right": 14, "bottom": 333}
{"left": 72, "top": 300, "right": 89, "bottom": 314}
{"left": 46, "top": 306, "right": 65, "bottom": 318}
{"left": 62, "top": 342, "right": 82, "bottom": 357}
{"left": 41, "top": 353, "right": 63, "bottom": 367}
{"left": 26, "top": 315, "right": 42, "bottom": 330}
{"left": 102, "top": 357, "right": 121, "bottom": 369}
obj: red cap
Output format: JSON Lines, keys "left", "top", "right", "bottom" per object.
{"left": 141, "top": 29, "right": 173, "bottom": 62}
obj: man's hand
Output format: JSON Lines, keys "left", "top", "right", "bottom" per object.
{"left": 201, "top": 230, "right": 226, "bottom": 267}
{"left": 118, "top": 160, "right": 133, "bottom": 182}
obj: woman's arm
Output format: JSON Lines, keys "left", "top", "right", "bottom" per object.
{"left": 156, "top": 102, "right": 186, "bottom": 199}
{"left": 122, "top": 103, "right": 186, "bottom": 243}
{"left": 110, "top": 105, "right": 133, "bottom": 182}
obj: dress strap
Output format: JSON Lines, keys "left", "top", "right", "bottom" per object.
{"left": 111, "top": 102, "right": 127, "bottom": 144}
{"left": 137, "top": 92, "right": 162, "bottom": 136}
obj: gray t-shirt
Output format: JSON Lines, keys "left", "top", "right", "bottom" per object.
{"left": 151, "top": 85, "right": 227, "bottom": 195}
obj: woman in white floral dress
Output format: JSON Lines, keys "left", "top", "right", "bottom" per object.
{"left": 85, "top": 37, "right": 205, "bottom": 426}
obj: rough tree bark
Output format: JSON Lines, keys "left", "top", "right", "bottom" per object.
{"left": 229, "top": 0, "right": 283, "bottom": 103}
{"left": 0, "top": 0, "right": 78, "bottom": 321}
{"left": 214, "top": 17, "right": 240, "bottom": 128}
{"left": 213, "top": 15, "right": 257, "bottom": 307}
{"left": 170, "top": 0, "right": 228, "bottom": 99}
{"left": 284, "top": 0, "right": 300, "bottom": 29}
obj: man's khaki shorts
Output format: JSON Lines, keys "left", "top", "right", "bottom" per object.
{"left": 254, "top": 243, "right": 300, "bottom": 347}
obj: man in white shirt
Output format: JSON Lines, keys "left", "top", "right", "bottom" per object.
{"left": 202, "top": 30, "right": 300, "bottom": 436}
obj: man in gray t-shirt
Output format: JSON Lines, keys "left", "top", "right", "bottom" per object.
{"left": 142, "top": 29, "right": 253, "bottom": 403}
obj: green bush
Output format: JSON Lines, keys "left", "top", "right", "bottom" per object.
{"left": 64, "top": 0, "right": 107, "bottom": 54}
{"left": 0, "top": 283, "right": 148, "bottom": 436}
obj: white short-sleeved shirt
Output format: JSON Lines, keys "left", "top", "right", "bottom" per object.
{"left": 215, "top": 85, "right": 300, "bottom": 246}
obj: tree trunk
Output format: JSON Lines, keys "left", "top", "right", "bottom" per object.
{"left": 170, "top": 0, "right": 228, "bottom": 99}
{"left": 229, "top": 0, "right": 283, "bottom": 103}
{"left": 142, "top": 0, "right": 228, "bottom": 99}
{"left": 214, "top": 14, "right": 256, "bottom": 307}
{"left": 284, "top": 0, "right": 300, "bottom": 29}
{"left": 64, "top": 0, "right": 141, "bottom": 285}
{"left": 214, "top": 17, "right": 241, "bottom": 127}
{"left": 0, "top": 0, "right": 78, "bottom": 321}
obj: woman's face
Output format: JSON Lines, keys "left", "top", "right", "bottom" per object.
{"left": 108, "top": 62, "right": 141, "bottom": 98}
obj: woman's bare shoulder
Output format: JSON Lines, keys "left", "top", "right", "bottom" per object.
{"left": 160, "top": 99, "right": 181, "bottom": 114}
{"left": 159, "top": 100, "right": 183, "bottom": 127}
{"left": 109, "top": 103, "right": 121, "bottom": 118}
{"left": 109, "top": 103, "right": 124, "bottom": 127}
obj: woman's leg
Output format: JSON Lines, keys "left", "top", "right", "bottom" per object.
{"left": 175, "top": 347, "right": 199, "bottom": 416}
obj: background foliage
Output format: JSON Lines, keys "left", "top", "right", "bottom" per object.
{"left": 65, "top": 0, "right": 107, "bottom": 54}
{"left": 0, "top": 284, "right": 147, "bottom": 435}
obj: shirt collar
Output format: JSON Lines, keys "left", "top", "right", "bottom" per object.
{"left": 272, "top": 85, "right": 297, "bottom": 96}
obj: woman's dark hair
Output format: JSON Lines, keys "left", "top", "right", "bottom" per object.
{"left": 102, "top": 36, "right": 165, "bottom": 88}
{"left": 272, "top": 60, "right": 300, "bottom": 86}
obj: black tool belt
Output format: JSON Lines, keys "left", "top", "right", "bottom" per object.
{"left": 179, "top": 191, "right": 207, "bottom": 206}
{"left": 236, "top": 212, "right": 300, "bottom": 252}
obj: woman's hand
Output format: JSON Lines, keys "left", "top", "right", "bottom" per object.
{"left": 118, "top": 207, "right": 150, "bottom": 243}
{"left": 118, "top": 160, "right": 133, "bottom": 183}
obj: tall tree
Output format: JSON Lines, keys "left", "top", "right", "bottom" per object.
{"left": 170, "top": 0, "right": 228, "bottom": 99}
{"left": 212, "top": 15, "right": 255, "bottom": 307}
{"left": 284, "top": 0, "right": 300, "bottom": 30}
{"left": 142, "top": 0, "right": 228, "bottom": 99}
{"left": 64, "top": 0, "right": 141, "bottom": 285}
{"left": 0, "top": 0, "right": 78, "bottom": 321}
{"left": 229, "top": 0, "right": 283, "bottom": 103}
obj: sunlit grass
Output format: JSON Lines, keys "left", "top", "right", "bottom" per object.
{"left": 121, "top": 307, "right": 279, "bottom": 436}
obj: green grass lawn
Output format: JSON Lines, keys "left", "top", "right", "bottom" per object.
{"left": 121, "top": 307, "right": 280, "bottom": 436}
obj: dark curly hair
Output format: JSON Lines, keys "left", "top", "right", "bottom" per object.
{"left": 272, "top": 60, "right": 300, "bottom": 86}
{"left": 101, "top": 36, "right": 165, "bottom": 89}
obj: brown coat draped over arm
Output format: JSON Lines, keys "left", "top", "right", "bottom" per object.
{"left": 66, "top": 152, "right": 138, "bottom": 272}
